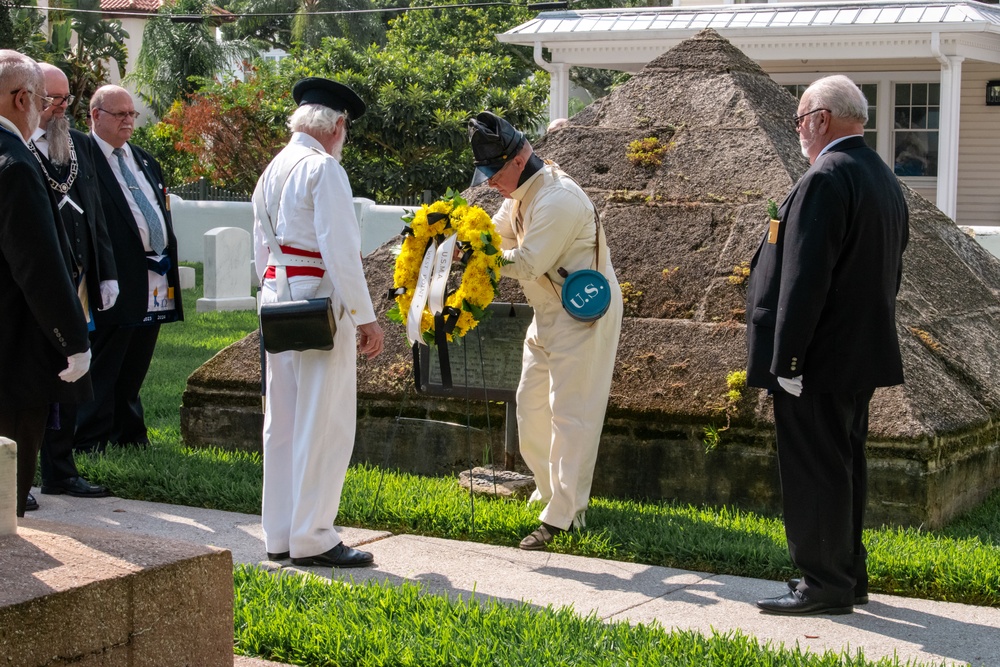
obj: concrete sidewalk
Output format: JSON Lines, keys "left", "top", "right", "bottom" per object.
{"left": 22, "top": 490, "right": 999, "bottom": 667}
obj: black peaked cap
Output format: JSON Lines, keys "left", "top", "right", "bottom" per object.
{"left": 293, "top": 77, "right": 366, "bottom": 121}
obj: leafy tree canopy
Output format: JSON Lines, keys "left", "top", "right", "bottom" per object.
{"left": 160, "top": 35, "right": 547, "bottom": 200}
{"left": 127, "top": 0, "right": 257, "bottom": 117}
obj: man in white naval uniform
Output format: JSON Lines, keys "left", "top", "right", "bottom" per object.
{"left": 468, "top": 111, "right": 623, "bottom": 550}
{"left": 253, "top": 77, "right": 384, "bottom": 568}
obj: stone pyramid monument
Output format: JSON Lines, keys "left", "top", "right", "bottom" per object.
{"left": 184, "top": 29, "right": 1000, "bottom": 529}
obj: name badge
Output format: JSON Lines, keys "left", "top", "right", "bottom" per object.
{"left": 767, "top": 218, "right": 780, "bottom": 244}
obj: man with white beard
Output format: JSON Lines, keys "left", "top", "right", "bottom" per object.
{"left": 30, "top": 62, "right": 118, "bottom": 505}
{"left": 0, "top": 50, "right": 91, "bottom": 517}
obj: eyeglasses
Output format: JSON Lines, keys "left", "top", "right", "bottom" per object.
{"left": 9, "top": 88, "right": 56, "bottom": 109}
{"left": 48, "top": 94, "right": 75, "bottom": 106}
{"left": 793, "top": 108, "right": 831, "bottom": 130}
{"left": 487, "top": 159, "right": 515, "bottom": 185}
{"left": 97, "top": 108, "right": 140, "bottom": 121}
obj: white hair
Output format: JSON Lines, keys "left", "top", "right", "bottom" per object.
{"left": 288, "top": 104, "right": 346, "bottom": 135}
{"left": 805, "top": 75, "right": 868, "bottom": 124}
{"left": 0, "top": 50, "right": 42, "bottom": 100}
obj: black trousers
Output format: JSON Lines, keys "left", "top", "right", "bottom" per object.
{"left": 74, "top": 322, "right": 160, "bottom": 453}
{"left": 0, "top": 405, "right": 49, "bottom": 517}
{"left": 40, "top": 402, "right": 82, "bottom": 484}
{"left": 772, "top": 388, "right": 874, "bottom": 605}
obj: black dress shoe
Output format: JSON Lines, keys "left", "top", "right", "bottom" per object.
{"left": 757, "top": 590, "right": 853, "bottom": 616}
{"left": 25, "top": 492, "right": 39, "bottom": 512}
{"left": 787, "top": 577, "right": 869, "bottom": 605}
{"left": 40, "top": 476, "right": 111, "bottom": 498}
{"left": 291, "top": 542, "right": 374, "bottom": 568}
{"left": 266, "top": 551, "right": 290, "bottom": 561}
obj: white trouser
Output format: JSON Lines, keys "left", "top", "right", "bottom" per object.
{"left": 260, "top": 277, "right": 357, "bottom": 558}
{"left": 517, "top": 291, "right": 623, "bottom": 531}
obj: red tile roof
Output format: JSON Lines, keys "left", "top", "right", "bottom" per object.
{"left": 100, "top": 0, "right": 162, "bottom": 12}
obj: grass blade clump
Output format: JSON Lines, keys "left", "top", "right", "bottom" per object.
{"left": 233, "top": 564, "right": 945, "bottom": 667}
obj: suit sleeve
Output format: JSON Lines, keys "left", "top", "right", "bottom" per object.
{"left": 311, "top": 158, "right": 377, "bottom": 326}
{"left": 74, "top": 131, "right": 117, "bottom": 281}
{"left": 0, "top": 159, "right": 89, "bottom": 355}
{"left": 771, "top": 168, "right": 848, "bottom": 379}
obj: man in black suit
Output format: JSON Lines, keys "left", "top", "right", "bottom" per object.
{"left": 30, "top": 63, "right": 116, "bottom": 499}
{"left": 78, "top": 84, "right": 183, "bottom": 453}
{"left": 0, "top": 50, "right": 92, "bottom": 517}
{"left": 746, "top": 75, "right": 909, "bottom": 616}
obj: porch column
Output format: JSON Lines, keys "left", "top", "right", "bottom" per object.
{"left": 549, "top": 62, "right": 570, "bottom": 124}
{"left": 936, "top": 55, "right": 964, "bottom": 221}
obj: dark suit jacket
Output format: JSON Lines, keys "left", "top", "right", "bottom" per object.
{"left": 32, "top": 128, "right": 117, "bottom": 305}
{"left": 89, "top": 135, "right": 183, "bottom": 327}
{"left": 746, "top": 136, "right": 909, "bottom": 394}
{"left": 0, "top": 127, "right": 91, "bottom": 409}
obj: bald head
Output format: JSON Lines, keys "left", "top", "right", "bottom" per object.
{"left": 38, "top": 63, "right": 70, "bottom": 130}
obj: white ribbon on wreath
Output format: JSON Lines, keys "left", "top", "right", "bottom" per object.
{"left": 406, "top": 239, "right": 438, "bottom": 346}
{"left": 428, "top": 234, "right": 457, "bottom": 318}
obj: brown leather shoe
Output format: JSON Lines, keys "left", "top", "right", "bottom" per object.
{"left": 519, "top": 523, "right": 565, "bottom": 551}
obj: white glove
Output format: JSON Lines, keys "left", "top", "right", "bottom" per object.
{"left": 99, "top": 280, "right": 120, "bottom": 310}
{"left": 777, "top": 375, "right": 803, "bottom": 397}
{"left": 59, "top": 349, "right": 91, "bottom": 383}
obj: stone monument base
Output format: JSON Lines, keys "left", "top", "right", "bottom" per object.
{"left": 1, "top": 519, "right": 234, "bottom": 667}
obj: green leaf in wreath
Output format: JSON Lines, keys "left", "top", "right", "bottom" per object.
{"left": 385, "top": 303, "right": 404, "bottom": 324}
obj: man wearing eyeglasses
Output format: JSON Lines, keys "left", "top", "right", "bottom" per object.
{"left": 746, "top": 75, "right": 909, "bottom": 615}
{"left": 79, "top": 84, "right": 183, "bottom": 453}
{"left": 25, "top": 63, "right": 118, "bottom": 503}
{"left": 0, "top": 50, "right": 92, "bottom": 517}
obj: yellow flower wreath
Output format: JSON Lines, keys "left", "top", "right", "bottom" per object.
{"left": 387, "top": 189, "right": 507, "bottom": 344}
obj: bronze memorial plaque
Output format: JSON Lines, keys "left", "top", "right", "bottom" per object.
{"left": 421, "top": 303, "right": 533, "bottom": 401}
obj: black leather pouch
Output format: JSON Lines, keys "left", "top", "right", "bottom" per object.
{"left": 259, "top": 297, "right": 336, "bottom": 353}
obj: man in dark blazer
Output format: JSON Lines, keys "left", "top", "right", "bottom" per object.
{"left": 30, "top": 63, "right": 116, "bottom": 500}
{"left": 0, "top": 50, "right": 92, "bottom": 517}
{"left": 79, "top": 84, "right": 183, "bottom": 452}
{"left": 746, "top": 75, "right": 909, "bottom": 616}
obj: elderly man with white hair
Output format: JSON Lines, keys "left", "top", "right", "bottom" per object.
{"left": 0, "top": 50, "right": 91, "bottom": 517}
{"left": 252, "top": 77, "right": 383, "bottom": 569}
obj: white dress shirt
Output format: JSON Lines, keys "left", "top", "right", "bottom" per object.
{"left": 92, "top": 132, "right": 167, "bottom": 253}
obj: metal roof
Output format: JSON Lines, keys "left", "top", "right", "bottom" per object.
{"left": 502, "top": 1, "right": 1000, "bottom": 39}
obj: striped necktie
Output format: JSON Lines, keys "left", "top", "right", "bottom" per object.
{"left": 113, "top": 147, "right": 166, "bottom": 254}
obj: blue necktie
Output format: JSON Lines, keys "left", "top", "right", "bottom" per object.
{"left": 113, "top": 147, "right": 166, "bottom": 254}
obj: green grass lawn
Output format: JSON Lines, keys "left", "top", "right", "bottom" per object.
{"left": 69, "top": 263, "right": 995, "bottom": 667}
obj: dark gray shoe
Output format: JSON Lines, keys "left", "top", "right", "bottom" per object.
{"left": 519, "top": 523, "right": 565, "bottom": 551}
{"left": 787, "top": 578, "right": 869, "bottom": 605}
{"left": 291, "top": 542, "right": 374, "bottom": 568}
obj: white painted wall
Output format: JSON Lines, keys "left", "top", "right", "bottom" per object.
{"left": 169, "top": 195, "right": 411, "bottom": 263}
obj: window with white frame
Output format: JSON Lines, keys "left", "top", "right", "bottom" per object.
{"left": 892, "top": 82, "right": 939, "bottom": 178}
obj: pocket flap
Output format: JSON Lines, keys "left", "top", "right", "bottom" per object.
{"left": 752, "top": 306, "right": 776, "bottom": 327}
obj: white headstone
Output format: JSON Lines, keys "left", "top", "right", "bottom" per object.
{"left": 196, "top": 227, "right": 257, "bottom": 312}
{"left": 0, "top": 437, "right": 16, "bottom": 535}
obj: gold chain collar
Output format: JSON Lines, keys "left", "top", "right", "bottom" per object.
{"left": 28, "top": 133, "right": 79, "bottom": 195}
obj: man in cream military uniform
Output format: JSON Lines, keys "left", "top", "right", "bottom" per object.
{"left": 468, "top": 111, "right": 623, "bottom": 550}
{"left": 253, "top": 77, "right": 384, "bottom": 568}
